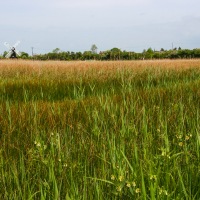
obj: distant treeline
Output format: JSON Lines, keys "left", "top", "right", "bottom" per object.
{"left": 1, "top": 47, "right": 200, "bottom": 60}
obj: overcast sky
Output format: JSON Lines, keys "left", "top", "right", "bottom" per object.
{"left": 0, "top": 0, "right": 200, "bottom": 54}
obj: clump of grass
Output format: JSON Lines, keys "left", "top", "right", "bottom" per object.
{"left": 0, "top": 60, "right": 200, "bottom": 199}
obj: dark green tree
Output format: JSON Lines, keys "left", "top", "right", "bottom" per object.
{"left": 110, "top": 48, "right": 121, "bottom": 60}
{"left": 20, "top": 52, "right": 29, "bottom": 59}
{"left": 145, "top": 48, "right": 154, "bottom": 59}
{"left": 3, "top": 51, "right": 8, "bottom": 58}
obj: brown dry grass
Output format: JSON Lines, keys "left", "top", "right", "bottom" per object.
{"left": 1, "top": 59, "right": 200, "bottom": 71}
{"left": 0, "top": 59, "right": 200, "bottom": 82}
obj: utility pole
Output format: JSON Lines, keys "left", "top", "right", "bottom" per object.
{"left": 31, "top": 47, "right": 34, "bottom": 57}
{"left": 172, "top": 43, "right": 174, "bottom": 50}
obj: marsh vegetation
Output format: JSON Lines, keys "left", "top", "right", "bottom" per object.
{"left": 0, "top": 60, "right": 200, "bottom": 199}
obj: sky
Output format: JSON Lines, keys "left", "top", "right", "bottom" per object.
{"left": 0, "top": 0, "right": 200, "bottom": 55}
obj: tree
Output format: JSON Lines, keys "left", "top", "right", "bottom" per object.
{"left": 52, "top": 48, "right": 60, "bottom": 53}
{"left": 91, "top": 44, "right": 98, "bottom": 54}
{"left": 145, "top": 48, "right": 154, "bottom": 59}
{"left": 20, "top": 52, "right": 29, "bottom": 59}
{"left": 3, "top": 51, "right": 8, "bottom": 58}
{"left": 147, "top": 48, "right": 154, "bottom": 54}
{"left": 110, "top": 48, "right": 122, "bottom": 60}
{"left": 83, "top": 51, "right": 92, "bottom": 60}
{"left": 75, "top": 52, "right": 83, "bottom": 60}
{"left": 193, "top": 49, "right": 200, "bottom": 58}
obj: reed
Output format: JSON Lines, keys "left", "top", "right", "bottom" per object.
{"left": 0, "top": 60, "right": 200, "bottom": 199}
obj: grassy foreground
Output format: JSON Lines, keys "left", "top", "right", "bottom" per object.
{"left": 0, "top": 60, "right": 200, "bottom": 199}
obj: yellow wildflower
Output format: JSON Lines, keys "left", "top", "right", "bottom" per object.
{"left": 178, "top": 135, "right": 182, "bottom": 139}
{"left": 185, "top": 135, "right": 190, "bottom": 140}
{"left": 111, "top": 175, "right": 115, "bottom": 180}
{"left": 150, "top": 175, "right": 157, "bottom": 181}
{"left": 132, "top": 181, "right": 136, "bottom": 187}
{"left": 135, "top": 188, "right": 140, "bottom": 193}
{"left": 179, "top": 142, "right": 183, "bottom": 147}
{"left": 116, "top": 186, "right": 122, "bottom": 192}
{"left": 119, "top": 176, "right": 124, "bottom": 182}
{"left": 126, "top": 183, "right": 131, "bottom": 188}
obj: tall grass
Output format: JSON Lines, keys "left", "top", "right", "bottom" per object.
{"left": 0, "top": 60, "right": 200, "bottom": 199}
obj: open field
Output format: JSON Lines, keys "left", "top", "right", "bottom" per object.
{"left": 0, "top": 59, "right": 200, "bottom": 199}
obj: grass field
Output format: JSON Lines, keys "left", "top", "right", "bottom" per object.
{"left": 0, "top": 59, "right": 200, "bottom": 199}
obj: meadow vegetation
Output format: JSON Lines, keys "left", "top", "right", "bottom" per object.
{"left": 0, "top": 59, "right": 200, "bottom": 199}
